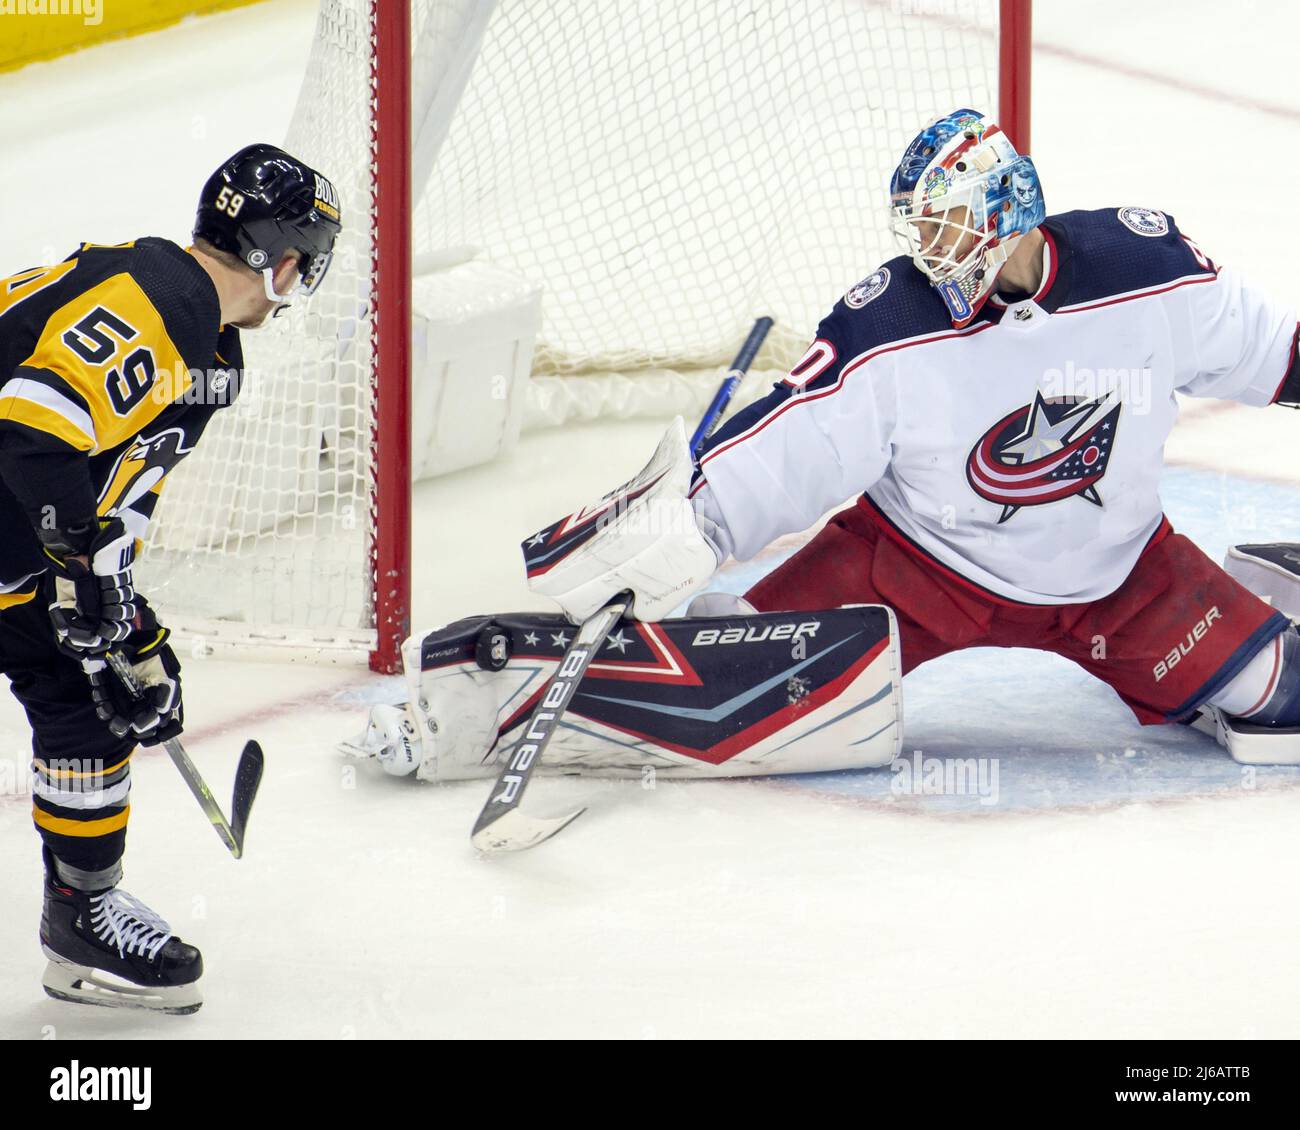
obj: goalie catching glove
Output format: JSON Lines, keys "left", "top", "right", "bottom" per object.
{"left": 41, "top": 516, "right": 139, "bottom": 656}
{"left": 523, "top": 417, "right": 720, "bottom": 622}
{"left": 83, "top": 608, "right": 183, "bottom": 743}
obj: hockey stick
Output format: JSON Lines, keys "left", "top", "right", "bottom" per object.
{"left": 689, "top": 316, "right": 774, "bottom": 458}
{"left": 105, "top": 651, "right": 264, "bottom": 859}
{"left": 470, "top": 592, "right": 631, "bottom": 854}
{"left": 470, "top": 323, "right": 772, "bottom": 853}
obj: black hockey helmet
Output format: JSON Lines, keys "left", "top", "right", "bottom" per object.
{"left": 193, "top": 143, "right": 341, "bottom": 299}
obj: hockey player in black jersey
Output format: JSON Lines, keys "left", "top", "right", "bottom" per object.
{"left": 0, "top": 144, "right": 340, "bottom": 1013}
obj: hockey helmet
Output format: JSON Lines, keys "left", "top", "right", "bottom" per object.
{"left": 193, "top": 143, "right": 341, "bottom": 304}
{"left": 889, "top": 110, "right": 1044, "bottom": 327}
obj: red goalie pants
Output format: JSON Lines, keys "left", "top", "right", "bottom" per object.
{"left": 744, "top": 495, "right": 1289, "bottom": 724}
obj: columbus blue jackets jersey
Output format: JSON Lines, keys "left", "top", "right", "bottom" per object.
{"left": 0, "top": 238, "right": 240, "bottom": 600}
{"left": 691, "top": 207, "right": 1300, "bottom": 606}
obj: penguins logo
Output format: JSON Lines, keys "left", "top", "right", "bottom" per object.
{"left": 97, "top": 427, "right": 193, "bottom": 513}
{"left": 966, "top": 391, "right": 1122, "bottom": 523}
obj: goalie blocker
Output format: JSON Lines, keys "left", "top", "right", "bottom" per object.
{"left": 346, "top": 597, "right": 902, "bottom": 781}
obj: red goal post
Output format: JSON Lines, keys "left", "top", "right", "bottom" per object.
{"left": 373, "top": 0, "right": 413, "bottom": 674}
{"left": 999, "top": 0, "right": 1032, "bottom": 152}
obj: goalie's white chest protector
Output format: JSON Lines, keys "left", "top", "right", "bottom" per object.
{"left": 693, "top": 208, "right": 1299, "bottom": 605}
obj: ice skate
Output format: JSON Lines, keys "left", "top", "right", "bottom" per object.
{"left": 40, "top": 852, "right": 203, "bottom": 1015}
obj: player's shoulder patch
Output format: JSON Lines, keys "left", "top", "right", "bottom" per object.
{"left": 828, "top": 254, "right": 955, "bottom": 351}
{"left": 1116, "top": 206, "right": 1169, "bottom": 237}
{"left": 1045, "top": 207, "right": 1216, "bottom": 312}
{"left": 843, "top": 266, "right": 891, "bottom": 309}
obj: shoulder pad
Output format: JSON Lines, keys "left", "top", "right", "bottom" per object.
{"left": 829, "top": 254, "right": 954, "bottom": 352}
{"left": 1047, "top": 207, "right": 1215, "bottom": 307}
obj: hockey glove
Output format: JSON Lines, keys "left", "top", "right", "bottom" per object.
{"left": 42, "top": 516, "right": 139, "bottom": 657}
{"left": 523, "top": 417, "right": 720, "bottom": 622}
{"left": 84, "top": 609, "right": 184, "bottom": 744}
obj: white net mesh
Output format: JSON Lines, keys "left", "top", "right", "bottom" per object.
{"left": 418, "top": 0, "right": 1000, "bottom": 423}
{"left": 138, "top": 0, "right": 379, "bottom": 648}
{"left": 139, "top": 0, "right": 1000, "bottom": 650}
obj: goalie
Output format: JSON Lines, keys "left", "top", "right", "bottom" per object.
{"left": 357, "top": 108, "right": 1300, "bottom": 780}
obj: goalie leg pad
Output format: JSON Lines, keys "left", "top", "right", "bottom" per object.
{"left": 1224, "top": 543, "right": 1300, "bottom": 622}
{"left": 406, "top": 604, "right": 902, "bottom": 782}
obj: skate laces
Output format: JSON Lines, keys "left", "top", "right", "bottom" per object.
{"left": 89, "top": 889, "right": 174, "bottom": 961}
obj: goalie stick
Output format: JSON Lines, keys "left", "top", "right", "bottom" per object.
{"left": 471, "top": 320, "right": 777, "bottom": 853}
{"left": 470, "top": 592, "right": 631, "bottom": 853}
{"left": 106, "top": 651, "right": 264, "bottom": 859}
{"left": 689, "top": 316, "right": 774, "bottom": 457}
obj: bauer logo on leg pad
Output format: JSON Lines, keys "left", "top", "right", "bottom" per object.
{"left": 692, "top": 621, "right": 820, "bottom": 646}
{"left": 416, "top": 605, "right": 902, "bottom": 778}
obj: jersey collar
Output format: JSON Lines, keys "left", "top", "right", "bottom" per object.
{"left": 988, "top": 225, "right": 1069, "bottom": 316}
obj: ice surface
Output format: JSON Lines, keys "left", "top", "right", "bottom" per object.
{"left": 1, "top": 0, "right": 1299, "bottom": 1039}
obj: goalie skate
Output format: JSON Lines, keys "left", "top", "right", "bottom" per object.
{"left": 339, "top": 702, "right": 423, "bottom": 775}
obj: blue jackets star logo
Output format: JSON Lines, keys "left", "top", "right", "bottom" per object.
{"left": 967, "top": 391, "right": 1122, "bottom": 523}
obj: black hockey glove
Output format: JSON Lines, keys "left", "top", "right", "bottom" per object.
{"left": 83, "top": 608, "right": 184, "bottom": 744}
{"left": 41, "top": 516, "right": 139, "bottom": 657}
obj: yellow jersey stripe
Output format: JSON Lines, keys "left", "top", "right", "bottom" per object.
{"left": 33, "top": 805, "right": 131, "bottom": 838}
{"left": 0, "top": 375, "right": 97, "bottom": 447}
{"left": 0, "top": 395, "right": 95, "bottom": 451}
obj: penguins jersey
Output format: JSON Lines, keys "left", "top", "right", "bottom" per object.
{"left": 691, "top": 207, "right": 1300, "bottom": 606}
{"left": 0, "top": 238, "right": 240, "bottom": 599}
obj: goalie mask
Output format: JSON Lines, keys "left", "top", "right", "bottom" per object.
{"left": 193, "top": 143, "right": 342, "bottom": 309}
{"left": 889, "top": 110, "right": 1045, "bottom": 327}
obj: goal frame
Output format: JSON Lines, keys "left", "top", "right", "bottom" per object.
{"left": 373, "top": 0, "right": 413, "bottom": 673}
{"left": 367, "top": 0, "right": 1032, "bottom": 673}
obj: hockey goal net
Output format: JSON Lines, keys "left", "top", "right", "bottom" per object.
{"left": 136, "top": 0, "right": 1030, "bottom": 671}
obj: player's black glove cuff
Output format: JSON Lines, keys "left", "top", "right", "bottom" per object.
{"left": 85, "top": 611, "right": 184, "bottom": 745}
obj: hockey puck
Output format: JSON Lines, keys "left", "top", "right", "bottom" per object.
{"left": 474, "top": 626, "right": 511, "bottom": 671}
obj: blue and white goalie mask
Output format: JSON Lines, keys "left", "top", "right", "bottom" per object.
{"left": 889, "top": 109, "right": 1046, "bottom": 327}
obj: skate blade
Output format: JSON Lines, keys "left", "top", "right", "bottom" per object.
{"left": 42, "top": 951, "right": 202, "bottom": 1016}
{"left": 336, "top": 734, "right": 377, "bottom": 760}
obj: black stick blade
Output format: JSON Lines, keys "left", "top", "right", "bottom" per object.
{"left": 229, "top": 741, "right": 265, "bottom": 858}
